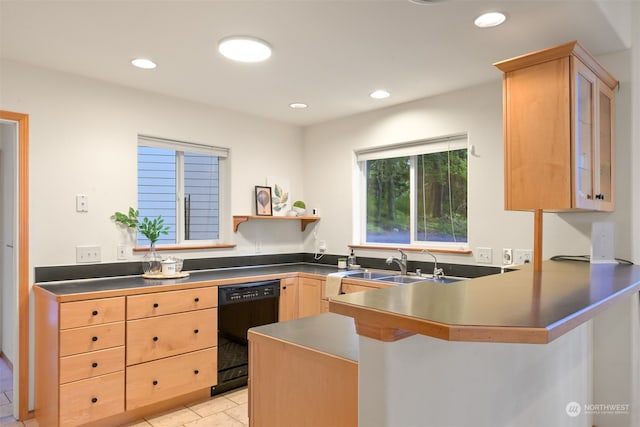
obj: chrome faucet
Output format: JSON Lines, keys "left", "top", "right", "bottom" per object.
{"left": 386, "top": 249, "right": 408, "bottom": 275}
{"left": 421, "top": 249, "right": 444, "bottom": 279}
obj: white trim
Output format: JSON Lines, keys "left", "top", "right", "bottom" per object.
{"left": 139, "top": 134, "right": 229, "bottom": 158}
{"left": 355, "top": 133, "right": 467, "bottom": 161}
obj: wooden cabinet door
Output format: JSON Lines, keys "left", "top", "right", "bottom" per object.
{"left": 279, "top": 278, "right": 299, "bottom": 321}
{"left": 59, "top": 322, "right": 125, "bottom": 357}
{"left": 60, "top": 297, "right": 125, "bottom": 329}
{"left": 60, "top": 346, "right": 125, "bottom": 384}
{"left": 298, "top": 277, "right": 322, "bottom": 318}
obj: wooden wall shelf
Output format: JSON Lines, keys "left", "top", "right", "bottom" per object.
{"left": 233, "top": 215, "right": 320, "bottom": 232}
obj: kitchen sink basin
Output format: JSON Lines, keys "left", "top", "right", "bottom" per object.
{"left": 374, "top": 275, "right": 427, "bottom": 284}
{"left": 343, "top": 271, "right": 391, "bottom": 280}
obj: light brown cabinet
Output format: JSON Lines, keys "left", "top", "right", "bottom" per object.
{"left": 494, "top": 40, "right": 618, "bottom": 212}
{"left": 298, "top": 277, "right": 323, "bottom": 318}
{"left": 279, "top": 277, "right": 299, "bottom": 321}
{"left": 35, "top": 295, "right": 126, "bottom": 427}
{"left": 35, "top": 286, "right": 218, "bottom": 427}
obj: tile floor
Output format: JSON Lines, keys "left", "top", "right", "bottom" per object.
{"left": 0, "top": 357, "right": 249, "bottom": 427}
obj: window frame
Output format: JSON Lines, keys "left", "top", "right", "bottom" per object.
{"left": 137, "top": 135, "right": 230, "bottom": 248}
{"left": 354, "top": 133, "right": 469, "bottom": 250}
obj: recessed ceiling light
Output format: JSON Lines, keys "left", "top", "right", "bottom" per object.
{"left": 370, "top": 90, "right": 390, "bottom": 99}
{"left": 474, "top": 12, "right": 507, "bottom": 28}
{"left": 218, "top": 36, "right": 272, "bottom": 62}
{"left": 289, "top": 103, "right": 308, "bottom": 109}
{"left": 131, "top": 58, "right": 157, "bottom": 69}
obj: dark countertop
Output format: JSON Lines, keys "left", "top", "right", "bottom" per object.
{"left": 36, "top": 262, "right": 342, "bottom": 297}
{"left": 330, "top": 260, "right": 640, "bottom": 344}
{"left": 249, "top": 312, "right": 358, "bottom": 362}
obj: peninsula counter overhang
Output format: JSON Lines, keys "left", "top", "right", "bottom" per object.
{"left": 329, "top": 260, "right": 640, "bottom": 344}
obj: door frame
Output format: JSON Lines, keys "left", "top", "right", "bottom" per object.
{"left": 0, "top": 110, "right": 29, "bottom": 420}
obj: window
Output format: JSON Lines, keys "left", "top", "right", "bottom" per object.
{"left": 137, "top": 135, "right": 229, "bottom": 246}
{"left": 356, "top": 134, "right": 468, "bottom": 247}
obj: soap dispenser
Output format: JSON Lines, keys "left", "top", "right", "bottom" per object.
{"left": 347, "top": 249, "right": 357, "bottom": 269}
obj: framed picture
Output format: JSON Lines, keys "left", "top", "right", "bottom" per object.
{"left": 255, "top": 186, "right": 273, "bottom": 216}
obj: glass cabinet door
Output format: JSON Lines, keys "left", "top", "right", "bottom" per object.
{"left": 574, "top": 62, "right": 595, "bottom": 208}
{"left": 597, "top": 85, "right": 614, "bottom": 207}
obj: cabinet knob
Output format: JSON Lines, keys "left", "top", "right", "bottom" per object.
{"left": 194, "top": 297, "right": 200, "bottom": 302}
{"left": 91, "top": 336, "right": 98, "bottom": 342}
{"left": 92, "top": 310, "right": 98, "bottom": 316}
{"left": 91, "top": 397, "right": 98, "bottom": 403}
{"left": 153, "top": 303, "right": 159, "bottom": 308}
{"left": 152, "top": 336, "right": 159, "bottom": 342}
{"left": 194, "top": 369, "right": 199, "bottom": 375}
{"left": 193, "top": 329, "right": 199, "bottom": 334}
{"left": 283, "top": 286, "right": 287, "bottom": 290}
{"left": 92, "top": 362, "right": 98, "bottom": 368}
{"left": 152, "top": 380, "right": 158, "bottom": 386}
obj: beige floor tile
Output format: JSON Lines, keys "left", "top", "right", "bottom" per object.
{"left": 3, "top": 392, "right": 12, "bottom": 404}
{"left": 23, "top": 419, "right": 39, "bottom": 427}
{"left": 188, "top": 396, "right": 237, "bottom": 418}
{"left": 184, "top": 411, "right": 245, "bottom": 427}
{"left": 119, "top": 419, "right": 153, "bottom": 427}
{"left": 0, "top": 415, "right": 22, "bottom": 427}
{"left": 0, "top": 395, "right": 8, "bottom": 406}
{"left": 224, "top": 403, "right": 248, "bottom": 425}
{"left": 224, "top": 389, "right": 248, "bottom": 405}
{"left": 0, "top": 405, "right": 13, "bottom": 419}
{"left": 146, "top": 407, "right": 200, "bottom": 427}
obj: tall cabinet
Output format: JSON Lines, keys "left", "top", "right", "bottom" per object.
{"left": 494, "top": 40, "right": 618, "bottom": 212}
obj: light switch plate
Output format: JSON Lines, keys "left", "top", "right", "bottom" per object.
{"left": 475, "top": 247, "right": 492, "bottom": 264}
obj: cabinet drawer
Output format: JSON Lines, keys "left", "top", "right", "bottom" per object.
{"left": 60, "top": 346, "right": 125, "bottom": 384}
{"left": 126, "top": 347, "right": 217, "bottom": 410}
{"left": 127, "top": 287, "right": 217, "bottom": 320}
{"left": 60, "top": 297, "right": 125, "bottom": 329}
{"left": 60, "top": 322, "right": 125, "bottom": 357}
{"left": 59, "top": 371, "right": 124, "bottom": 427}
{"left": 126, "top": 308, "right": 217, "bottom": 365}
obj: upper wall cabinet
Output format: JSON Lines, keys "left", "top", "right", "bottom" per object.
{"left": 494, "top": 41, "right": 618, "bottom": 212}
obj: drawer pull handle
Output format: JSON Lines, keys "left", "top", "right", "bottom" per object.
{"left": 91, "top": 397, "right": 98, "bottom": 403}
{"left": 194, "top": 297, "right": 200, "bottom": 302}
{"left": 91, "top": 336, "right": 98, "bottom": 342}
{"left": 194, "top": 369, "right": 199, "bottom": 375}
{"left": 92, "top": 310, "right": 98, "bottom": 316}
{"left": 153, "top": 380, "right": 158, "bottom": 386}
{"left": 153, "top": 303, "right": 159, "bottom": 308}
{"left": 153, "top": 336, "right": 159, "bottom": 342}
{"left": 194, "top": 329, "right": 199, "bottom": 334}
{"left": 92, "top": 362, "right": 98, "bottom": 368}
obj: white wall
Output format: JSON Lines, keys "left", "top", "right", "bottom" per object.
{"left": 303, "top": 49, "right": 633, "bottom": 267}
{"left": 0, "top": 59, "right": 308, "bottom": 268}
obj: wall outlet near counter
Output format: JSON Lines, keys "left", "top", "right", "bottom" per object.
{"left": 76, "top": 245, "right": 101, "bottom": 263}
{"left": 502, "top": 248, "right": 513, "bottom": 265}
{"left": 475, "top": 247, "right": 492, "bottom": 264}
{"left": 514, "top": 249, "right": 533, "bottom": 265}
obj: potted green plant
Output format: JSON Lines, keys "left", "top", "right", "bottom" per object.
{"left": 292, "top": 200, "right": 306, "bottom": 216}
{"left": 111, "top": 207, "right": 169, "bottom": 274}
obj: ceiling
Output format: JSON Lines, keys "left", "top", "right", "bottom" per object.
{"left": 0, "top": 0, "right": 631, "bottom": 126}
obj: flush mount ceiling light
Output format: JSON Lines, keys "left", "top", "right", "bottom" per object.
{"left": 218, "top": 36, "right": 272, "bottom": 62}
{"left": 289, "top": 103, "right": 308, "bottom": 109}
{"left": 370, "top": 89, "right": 390, "bottom": 99}
{"left": 131, "top": 58, "right": 157, "bottom": 69}
{"left": 474, "top": 12, "right": 507, "bottom": 28}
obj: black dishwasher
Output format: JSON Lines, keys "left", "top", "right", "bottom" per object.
{"left": 213, "top": 279, "right": 280, "bottom": 395}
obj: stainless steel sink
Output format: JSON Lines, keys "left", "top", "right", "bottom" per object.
{"left": 374, "top": 275, "right": 427, "bottom": 284}
{"left": 343, "top": 271, "right": 391, "bottom": 280}
{"left": 423, "top": 277, "right": 464, "bottom": 284}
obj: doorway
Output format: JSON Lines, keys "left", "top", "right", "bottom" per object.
{"left": 0, "top": 111, "right": 29, "bottom": 421}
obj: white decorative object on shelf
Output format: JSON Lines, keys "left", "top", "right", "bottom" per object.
{"left": 267, "top": 176, "right": 289, "bottom": 216}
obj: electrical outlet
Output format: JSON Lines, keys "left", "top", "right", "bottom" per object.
{"left": 318, "top": 240, "right": 327, "bottom": 253}
{"left": 502, "top": 248, "right": 513, "bottom": 265}
{"left": 514, "top": 249, "right": 533, "bottom": 265}
{"left": 117, "top": 245, "right": 128, "bottom": 260}
{"left": 76, "top": 245, "right": 101, "bottom": 263}
{"left": 475, "top": 247, "right": 492, "bottom": 264}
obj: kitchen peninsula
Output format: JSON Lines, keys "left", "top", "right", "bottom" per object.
{"left": 329, "top": 260, "right": 640, "bottom": 427}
